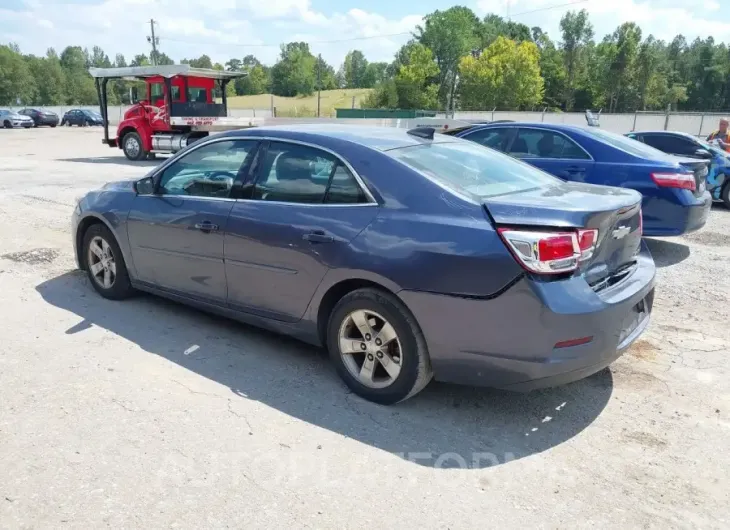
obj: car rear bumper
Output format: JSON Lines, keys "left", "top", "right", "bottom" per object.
{"left": 642, "top": 191, "right": 712, "bottom": 236}
{"left": 399, "top": 243, "right": 656, "bottom": 391}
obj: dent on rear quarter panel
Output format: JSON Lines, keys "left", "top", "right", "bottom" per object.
{"left": 351, "top": 212, "right": 524, "bottom": 298}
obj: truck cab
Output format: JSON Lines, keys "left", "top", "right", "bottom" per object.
{"left": 89, "top": 65, "right": 259, "bottom": 161}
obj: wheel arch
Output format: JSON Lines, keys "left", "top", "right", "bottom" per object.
{"left": 75, "top": 213, "right": 126, "bottom": 271}
{"left": 312, "top": 274, "right": 407, "bottom": 348}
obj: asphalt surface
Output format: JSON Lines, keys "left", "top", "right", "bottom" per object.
{"left": 1, "top": 127, "right": 729, "bottom": 528}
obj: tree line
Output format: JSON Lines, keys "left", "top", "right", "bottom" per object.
{"left": 1, "top": 6, "right": 729, "bottom": 112}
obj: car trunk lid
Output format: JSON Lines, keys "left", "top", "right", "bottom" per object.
{"left": 483, "top": 181, "right": 643, "bottom": 288}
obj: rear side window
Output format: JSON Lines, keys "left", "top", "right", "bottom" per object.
{"left": 584, "top": 127, "right": 673, "bottom": 160}
{"left": 253, "top": 142, "right": 366, "bottom": 204}
{"left": 388, "top": 141, "right": 562, "bottom": 199}
{"left": 510, "top": 129, "right": 590, "bottom": 159}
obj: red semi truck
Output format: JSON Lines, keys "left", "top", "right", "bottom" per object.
{"left": 88, "top": 65, "right": 260, "bottom": 161}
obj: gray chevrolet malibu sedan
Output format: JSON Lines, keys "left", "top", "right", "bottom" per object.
{"left": 71, "top": 125, "right": 656, "bottom": 404}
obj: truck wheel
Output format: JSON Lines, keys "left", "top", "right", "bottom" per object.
{"left": 122, "top": 132, "right": 146, "bottom": 161}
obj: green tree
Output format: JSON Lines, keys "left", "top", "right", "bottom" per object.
{"left": 316, "top": 55, "right": 338, "bottom": 90}
{"left": 181, "top": 55, "right": 213, "bottom": 69}
{"left": 417, "top": 6, "right": 482, "bottom": 108}
{"left": 458, "top": 36, "right": 544, "bottom": 110}
{"left": 560, "top": 9, "right": 594, "bottom": 110}
{"left": 602, "top": 22, "right": 642, "bottom": 112}
{"left": 342, "top": 50, "right": 369, "bottom": 88}
{"left": 394, "top": 43, "right": 439, "bottom": 109}
{"left": 0, "top": 45, "right": 35, "bottom": 105}
{"left": 270, "top": 42, "right": 317, "bottom": 97}
{"left": 533, "top": 30, "right": 566, "bottom": 108}
{"left": 151, "top": 51, "right": 174, "bottom": 65}
{"left": 130, "top": 54, "right": 150, "bottom": 67}
{"left": 60, "top": 45, "right": 97, "bottom": 104}
{"left": 363, "top": 62, "right": 388, "bottom": 87}
{"left": 481, "top": 14, "right": 532, "bottom": 47}
{"left": 363, "top": 79, "right": 399, "bottom": 109}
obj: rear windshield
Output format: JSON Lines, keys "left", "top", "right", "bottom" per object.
{"left": 388, "top": 140, "right": 562, "bottom": 199}
{"left": 585, "top": 127, "right": 673, "bottom": 159}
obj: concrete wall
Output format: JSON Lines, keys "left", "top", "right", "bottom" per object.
{"left": 7, "top": 105, "right": 727, "bottom": 137}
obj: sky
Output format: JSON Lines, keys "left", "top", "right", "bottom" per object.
{"left": 2, "top": 0, "right": 730, "bottom": 69}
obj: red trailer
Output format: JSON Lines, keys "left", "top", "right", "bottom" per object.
{"left": 89, "top": 65, "right": 260, "bottom": 161}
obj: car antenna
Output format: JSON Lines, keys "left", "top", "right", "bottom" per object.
{"left": 407, "top": 127, "right": 435, "bottom": 140}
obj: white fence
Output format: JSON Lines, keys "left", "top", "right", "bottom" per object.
{"left": 6, "top": 105, "right": 727, "bottom": 137}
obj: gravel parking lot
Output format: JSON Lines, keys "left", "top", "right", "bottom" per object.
{"left": 1, "top": 127, "right": 729, "bottom": 528}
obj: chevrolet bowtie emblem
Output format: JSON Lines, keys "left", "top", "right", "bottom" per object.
{"left": 612, "top": 226, "right": 631, "bottom": 239}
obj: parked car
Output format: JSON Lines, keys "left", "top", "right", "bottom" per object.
{"left": 0, "top": 109, "right": 33, "bottom": 129}
{"left": 72, "top": 125, "right": 655, "bottom": 404}
{"left": 447, "top": 123, "right": 712, "bottom": 237}
{"left": 17, "top": 108, "right": 59, "bottom": 127}
{"left": 626, "top": 130, "right": 730, "bottom": 209}
{"left": 61, "top": 109, "right": 104, "bottom": 127}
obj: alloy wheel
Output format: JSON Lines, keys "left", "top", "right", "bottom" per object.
{"left": 338, "top": 309, "right": 402, "bottom": 389}
{"left": 87, "top": 236, "right": 117, "bottom": 289}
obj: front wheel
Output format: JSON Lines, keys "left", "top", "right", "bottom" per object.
{"left": 122, "top": 131, "right": 146, "bottom": 161}
{"left": 82, "top": 224, "right": 134, "bottom": 300}
{"left": 327, "top": 288, "right": 433, "bottom": 405}
{"left": 3, "top": 120, "right": 11, "bottom": 129}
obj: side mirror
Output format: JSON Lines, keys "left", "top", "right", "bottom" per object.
{"left": 134, "top": 176, "right": 155, "bottom": 195}
{"left": 695, "top": 148, "right": 713, "bottom": 160}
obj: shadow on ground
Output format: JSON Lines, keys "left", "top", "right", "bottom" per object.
{"left": 36, "top": 271, "right": 614, "bottom": 469}
{"left": 645, "top": 238, "right": 691, "bottom": 268}
{"left": 58, "top": 157, "right": 163, "bottom": 167}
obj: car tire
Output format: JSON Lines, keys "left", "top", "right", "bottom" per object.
{"left": 327, "top": 288, "right": 433, "bottom": 405}
{"left": 82, "top": 223, "right": 134, "bottom": 300}
{"left": 721, "top": 182, "right": 730, "bottom": 209}
{"left": 3, "top": 120, "right": 11, "bottom": 129}
{"left": 51, "top": 124, "right": 57, "bottom": 128}
{"left": 122, "top": 131, "right": 146, "bottom": 161}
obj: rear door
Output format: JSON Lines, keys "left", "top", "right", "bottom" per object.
{"left": 225, "top": 140, "right": 378, "bottom": 322}
{"left": 126, "top": 138, "right": 259, "bottom": 303}
{"left": 508, "top": 127, "right": 594, "bottom": 183}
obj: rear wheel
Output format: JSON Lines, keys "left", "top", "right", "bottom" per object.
{"left": 122, "top": 131, "right": 146, "bottom": 161}
{"left": 82, "top": 224, "right": 134, "bottom": 300}
{"left": 327, "top": 288, "right": 433, "bottom": 405}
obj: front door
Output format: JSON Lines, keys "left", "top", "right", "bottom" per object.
{"left": 126, "top": 138, "right": 258, "bottom": 303}
{"left": 225, "top": 140, "right": 378, "bottom": 322}
{"left": 508, "top": 128, "right": 595, "bottom": 183}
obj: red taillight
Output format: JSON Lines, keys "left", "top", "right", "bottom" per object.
{"left": 497, "top": 228, "right": 599, "bottom": 275}
{"left": 538, "top": 234, "right": 574, "bottom": 261}
{"left": 651, "top": 172, "right": 696, "bottom": 191}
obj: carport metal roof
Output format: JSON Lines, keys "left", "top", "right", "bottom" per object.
{"left": 88, "top": 65, "right": 246, "bottom": 80}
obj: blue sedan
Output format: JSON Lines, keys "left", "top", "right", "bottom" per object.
{"left": 72, "top": 125, "right": 655, "bottom": 404}
{"left": 448, "top": 123, "right": 712, "bottom": 236}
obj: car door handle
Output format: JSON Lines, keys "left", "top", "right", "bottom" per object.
{"left": 194, "top": 221, "right": 219, "bottom": 233}
{"left": 303, "top": 230, "right": 334, "bottom": 243}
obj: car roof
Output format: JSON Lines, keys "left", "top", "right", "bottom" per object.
{"left": 630, "top": 130, "right": 698, "bottom": 139}
{"left": 220, "top": 123, "right": 447, "bottom": 151}
{"left": 465, "top": 121, "right": 594, "bottom": 134}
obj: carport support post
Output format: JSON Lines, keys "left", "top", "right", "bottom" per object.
{"left": 632, "top": 111, "right": 638, "bottom": 132}
{"left": 664, "top": 104, "right": 671, "bottom": 131}
{"left": 95, "top": 77, "right": 111, "bottom": 146}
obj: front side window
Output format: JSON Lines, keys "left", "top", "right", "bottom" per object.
{"left": 510, "top": 129, "right": 590, "bottom": 159}
{"left": 462, "top": 127, "right": 513, "bottom": 152}
{"left": 158, "top": 140, "right": 256, "bottom": 198}
{"left": 643, "top": 135, "right": 694, "bottom": 156}
{"left": 388, "top": 140, "right": 563, "bottom": 199}
{"left": 253, "top": 142, "right": 365, "bottom": 204}
{"left": 150, "top": 83, "right": 164, "bottom": 101}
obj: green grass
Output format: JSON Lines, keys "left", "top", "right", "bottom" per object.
{"left": 227, "top": 89, "right": 374, "bottom": 117}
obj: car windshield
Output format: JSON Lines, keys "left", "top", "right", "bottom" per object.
{"left": 586, "top": 127, "right": 674, "bottom": 159}
{"left": 388, "top": 140, "right": 563, "bottom": 199}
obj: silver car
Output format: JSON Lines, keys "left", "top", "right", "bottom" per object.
{"left": 0, "top": 109, "right": 34, "bottom": 129}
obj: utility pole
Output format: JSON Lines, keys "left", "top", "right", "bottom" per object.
{"left": 147, "top": 19, "right": 159, "bottom": 65}
{"left": 317, "top": 54, "right": 322, "bottom": 118}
